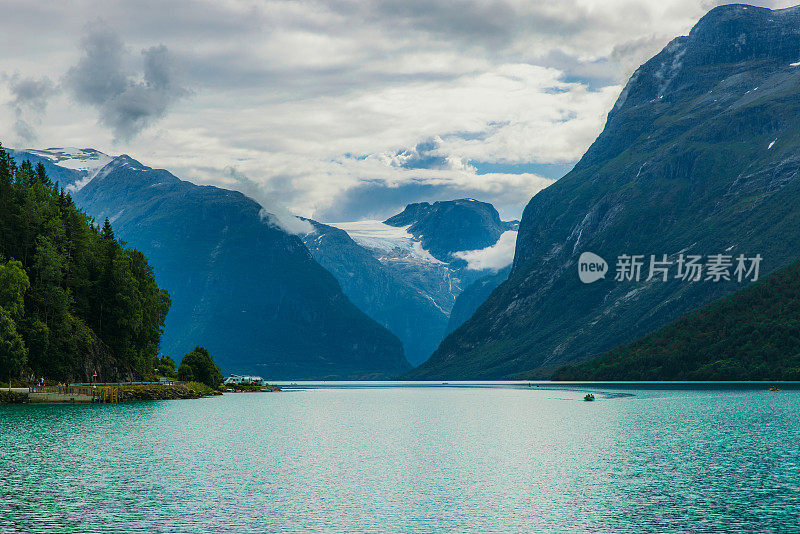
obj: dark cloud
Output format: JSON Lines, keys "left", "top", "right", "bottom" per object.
{"left": 64, "top": 25, "right": 189, "bottom": 140}
{"left": 4, "top": 74, "right": 57, "bottom": 142}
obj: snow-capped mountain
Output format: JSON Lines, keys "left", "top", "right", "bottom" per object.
{"left": 327, "top": 206, "right": 517, "bottom": 316}
{"left": 11, "top": 145, "right": 519, "bottom": 369}
{"left": 11, "top": 147, "right": 114, "bottom": 192}
{"left": 302, "top": 200, "right": 519, "bottom": 365}
{"left": 330, "top": 220, "right": 444, "bottom": 264}
{"left": 24, "top": 147, "right": 113, "bottom": 175}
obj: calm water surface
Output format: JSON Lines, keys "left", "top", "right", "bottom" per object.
{"left": 2, "top": 383, "right": 799, "bottom": 533}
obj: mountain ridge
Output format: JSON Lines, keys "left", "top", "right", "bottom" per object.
{"left": 407, "top": 3, "right": 800, "bottom": 379}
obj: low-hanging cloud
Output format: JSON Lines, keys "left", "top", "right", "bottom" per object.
{"left": 4, "top": 74, "right": 57, "bottom": 142}
{"left": 223, "top": 166, "right": 314, "bottom": 235}
{"left": 454, "top": 230, "right": 518, "bottom": 271}
{"left": 64, "top": 25, "right": 189, "bottom": 141}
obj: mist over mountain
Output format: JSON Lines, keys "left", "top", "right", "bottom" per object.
{"left": 408, "top": 4, "right": 800, "bottom": 379}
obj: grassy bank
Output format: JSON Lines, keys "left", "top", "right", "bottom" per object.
{"left": 1, "top": 381, "right": 282, "bottom": 404}
{"left": 119, "top": 382, "right": 222, "bottom": 401}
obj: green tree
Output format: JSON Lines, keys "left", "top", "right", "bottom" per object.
{"left": 0, "top": 259, "right": 29, "bottom": 319}
{"left": 157, "top": 356, "right": 176, "bottom": 378}
{"left": 177, "top": 362, "right": 194, "bottom": 382}
{"left": 0, "top": 259, "right": 30, "bottom": 383}
{"left": 0, "top": 308, "right": 26, "bottom": 384}
{"left": 179, "top": 346, "right": 222, "bottom": 388}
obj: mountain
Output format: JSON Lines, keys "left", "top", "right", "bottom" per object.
{"left": 300, "top": 219, "right": 447, "bottom": 366}
{"left": 383, "top": 199, "right": 518, "bottom": 262}
{"left": 60, "top": 154, "right": 410, "bottom": 379}
{"left": 407, "top": 4, "right": 800, "bottom": 379}
{"left": 445, "top": 266, "right": 511, "bottom": 335}
{"left": 9, "top": 148, "right": 112, "bottom": 192}
{"left": 552, "top": 257, "right": 800, "bottom": 381}
{"left": 306, "top": 200, "right": 518, "bottom": 365}
{"left": 12, "top": 145, "right": 516, "bottom": 372}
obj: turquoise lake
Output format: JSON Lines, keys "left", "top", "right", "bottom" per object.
{"left": 2, "top": 383, "right": 800, "bottom": 533}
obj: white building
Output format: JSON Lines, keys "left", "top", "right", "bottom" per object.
{"left": 224, "top": 375, "right": 265, "bottom": 386}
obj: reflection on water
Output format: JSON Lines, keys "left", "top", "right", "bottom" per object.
{"left": 1, "top": 383, "right": 799, "bottom": 533}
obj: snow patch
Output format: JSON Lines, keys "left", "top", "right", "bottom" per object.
{"left": 27, "top": 147, "right": 114, "bottom": 192}
{"left": 27, "top": 147, "right": 113, "bottom": 175}
{"left": 329, "top": 220, "right": 443, "bottom": 263}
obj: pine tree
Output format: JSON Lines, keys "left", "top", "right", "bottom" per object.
{"left": 0, "top": 144, "right": 170, "bottom": 382}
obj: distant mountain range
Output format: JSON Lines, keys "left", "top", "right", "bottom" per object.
{"left": 11, "top": 148, "right": 517, "bottom": 373}
{"left": 303, "top": 200, "right": 518, "bottom": 365}
{"left": 408, "top": 4, "right": 800, "bottom": 379}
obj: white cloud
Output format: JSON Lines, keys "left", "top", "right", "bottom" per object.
{"left": 0, "top": 0, "right": 795, "bottom": 220}
{"left": 454, "top": 230, "right": 518, "bottom": 271}
{"left": 221, "top": 166, "right": 314, "bottom": 235}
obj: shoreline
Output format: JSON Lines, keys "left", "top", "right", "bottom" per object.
{"left": 0, "top": 382, "right": 281, "bottom": 405}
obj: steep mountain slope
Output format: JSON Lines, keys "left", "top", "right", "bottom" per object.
{"left": 301, "top": 220, "right": 447, "bottom": 365}
{"left": 408, "top": 4, "right": 800, "bottom": 379}
{"left": 552, "top": 257, "right": 800, "bottom": 381}
{"left": 445, "top": 266, "right": 511, "bottom": 335}
{"left": 72, "top": 155, "right": 410, "bottom": 379}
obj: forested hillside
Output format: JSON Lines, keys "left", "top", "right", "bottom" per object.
{"left": 553, "top": 258, "right": 800, "bottom": 381}
{"left": 0, "top": 144, "right": 170, "bottom": 382}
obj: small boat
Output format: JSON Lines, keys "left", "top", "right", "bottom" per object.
{"left": 584, "top": 393, "right": 595, "bottom": 402}
{"left": 770, "top": 386, "right": 781, "bottom": 391}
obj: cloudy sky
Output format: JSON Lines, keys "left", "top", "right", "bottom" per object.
{"left": 0, "top": 0, "right": 792, "bottom": 222}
